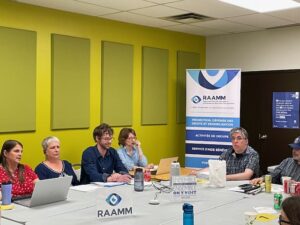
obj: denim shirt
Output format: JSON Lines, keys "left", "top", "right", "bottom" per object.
{"left": 271, "top": 158, "right": 300, "bottom": 184}
{"left": 117, "top": 146, "right": 148, "bottom": 171}
{"left": 80, "top": 146, "right": 128, "bottom": 184}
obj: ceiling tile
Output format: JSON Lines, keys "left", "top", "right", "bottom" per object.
{"left": 227, "top": 14, "right": 296, "bottom": 28}
{"left": 130, "top": 5, "right": 188, "bottom": 17}
{"left": 193, "top": 19, "right": 261, "bottom": 33}
{"left": 102, "top": 12, "right": 179, "bottom": 27}
{"left": 17, "top": 0, "right": 118, "bottom": 16}
{"left": 145, "top": 0, "right": 183, "bottom": 3}
{"left": 15, "top": 0, "right": 300, "bottom": 36}
{"left": 76, "top": 0, "right": 155, "bottom": 11}
{"left": 267, "top": 8, "right": 300, "bottom": 23}
{"left": 166, "top": 0, "right": 254, "bottom": 18}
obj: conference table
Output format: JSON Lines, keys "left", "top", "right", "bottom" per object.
{"left": 1, "top": 180, "right": 283, "bottom": 225}
{"left": 1, "top": 218, "right": 20, "bottom": 225}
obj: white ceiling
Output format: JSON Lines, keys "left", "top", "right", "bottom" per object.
{"left": 15, "top": 0, "right": 300, "bottom": 36}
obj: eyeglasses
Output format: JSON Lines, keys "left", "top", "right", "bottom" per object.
{"left": 278, "top": 215, "right": 291, "bottom": 224}
{"left": 127, "top": 136, "right": 136, "bottom": 140}
{"left": 101, "top": 136, "right": 114, "bottom": 142}
{"left": 231, "top": 136, "right": 246, "bottom": 141}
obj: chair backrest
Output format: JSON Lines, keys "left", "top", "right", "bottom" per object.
{"left": 72, "top": 163, "right": 81, "bottom": 181}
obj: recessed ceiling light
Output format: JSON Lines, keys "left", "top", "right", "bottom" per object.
{"left": 220, "top": 0, "right": 300, "bottom": 13}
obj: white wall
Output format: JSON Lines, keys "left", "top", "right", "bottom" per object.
{"left": 206, "top": 26, "right": 300, "bottom": 72}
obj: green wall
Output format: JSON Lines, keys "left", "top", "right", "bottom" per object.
{"left": 0, "top": 0, "right": 206, "bottom": 168}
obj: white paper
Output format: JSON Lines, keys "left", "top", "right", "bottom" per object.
{"left": 253, "top": 207, "right": 278, "bottom": 214}
{"left": 70, "top": 184, "right": 100, "bottom": 192}
{"left": 129, "top": 180, "right": 152, "bottom": 186}
{"left": 92, "top": 182, "right": 127, "bottom": 187}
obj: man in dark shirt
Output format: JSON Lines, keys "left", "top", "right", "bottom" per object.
{"left": 251, "top": 136, "right": 300, "bottom": 185}
{"left": 80, "top": 123, "right": 131, "bottom": 184}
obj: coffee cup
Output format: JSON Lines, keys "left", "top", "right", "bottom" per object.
{"left": 1, "top": 182, "right": 12, "bottom": 205}
{"left": 244, "top": 211, "right": 257, "bottom": 225}
{"left": 281, "top": 176, "right": 291, "bottom": 184}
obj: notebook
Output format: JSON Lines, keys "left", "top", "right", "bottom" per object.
{"left": 14, "top": 176, "right": 72, "bottom": 207}
{"left": 155, "top": 156, "right": 179, "bottom": 175}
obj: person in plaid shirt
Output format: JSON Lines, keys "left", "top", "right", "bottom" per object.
{"left": 219, "top": 127, "right": 260, "bottom": 181}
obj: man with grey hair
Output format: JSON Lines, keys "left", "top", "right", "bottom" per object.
{"left": 220, "top": 127, "right": 260, "bottom": 180}
{"left": 191, "top": 127, "right": 260, "bottom": 180}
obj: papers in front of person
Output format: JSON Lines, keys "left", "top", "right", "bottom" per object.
{"left": 129, "top": 180, "right": 152, "bottom": 187}
{"left": 70, "top": 182, "right": 128, "bottom": 192}
{"left": 92, "top": 182, "right": 128, "bottom": 187}
{"left": 70, "top": 184, "right": 100, "bottom": 192}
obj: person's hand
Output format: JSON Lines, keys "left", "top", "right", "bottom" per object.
{"left": 146, "top": 163, "right": 154, "bottom": 169}
{"left": 116, "top": 174, "right": 132, "bottom": 183}
{"left": 107, "top": 173, "right": 122, "bottom": 182}
{"left": 250, "top": 177, "right": 264, "bottom": 185}
{"left": 134, "top": 140, "right": 141, "bottom": 148}
{"left": 190, "top": 169, "right": 200, "bottom": 176}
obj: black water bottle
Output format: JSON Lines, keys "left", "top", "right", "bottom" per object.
{"left": 134, "top": 168, "right": 144, "bottom": 192}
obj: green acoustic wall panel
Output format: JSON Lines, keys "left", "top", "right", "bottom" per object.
{"left": 142, "top": 47, "right": 168, "bottom": 125}
{"left": 0, "top": 27, "right": 36, "bottom": 133}
{"left": 177, "top": 51, "right": 200, "bottom": 124}
{"left": 51, "top": 34, "right": 90, "bottom": 129}
{"left": 101, "top": 41, "right": 133, "bottom": 126}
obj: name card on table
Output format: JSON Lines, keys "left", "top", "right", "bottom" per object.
{"left": 96, "top": 188, "right": 133, "bottom": 219}
{"left": 172, "top": 176, "right": 198, "bottom": 201}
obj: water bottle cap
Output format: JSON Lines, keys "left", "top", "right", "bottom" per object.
{"left": 183, "top": 203, "right": 193, "bottom": 213}
{"left": 135, "top": 168, "right": 143, "bottom": 172}
{"left": 1, "top": 181, "right": 12, "bottom": 185}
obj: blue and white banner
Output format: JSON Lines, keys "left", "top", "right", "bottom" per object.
{"left": 272, "top": 92, "right": 299, "bottom": 129}
{"left": 185, "top": 69, "right": 241, "bottom": 168}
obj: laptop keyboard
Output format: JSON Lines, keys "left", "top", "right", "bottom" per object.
{"left": 12, "top": 194, "right": 32, "bottom": 201}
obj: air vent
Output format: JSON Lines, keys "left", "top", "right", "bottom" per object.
{"left": 162, "top": 13, "right": 215, "bottom": 24}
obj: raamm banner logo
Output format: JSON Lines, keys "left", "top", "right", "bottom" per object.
{"left": 188, "top": 69, "right": 240, "bottom": 90}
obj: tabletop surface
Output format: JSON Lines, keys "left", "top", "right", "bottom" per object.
{"left": 1, "top": 180, "right": 283, "bottom": 225}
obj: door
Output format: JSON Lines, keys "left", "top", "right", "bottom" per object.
{"left": 241, "top": 70, "right": 300, "bottom": 174}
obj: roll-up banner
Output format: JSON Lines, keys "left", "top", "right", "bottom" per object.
{"left": 185, "top": 69, "right": 241, "bottom": 168}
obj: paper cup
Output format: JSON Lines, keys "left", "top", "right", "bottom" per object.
{"left": 281, "top": 176, "right": 291, "bottom": 184}
{"left": 244, "top": 211, "right": 257, "bottom": 225}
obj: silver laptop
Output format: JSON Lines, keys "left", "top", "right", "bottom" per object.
{"left": 14, "top": 176, "right": 72, "bottom": 207}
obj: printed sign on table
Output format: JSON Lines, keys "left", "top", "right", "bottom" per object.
{"left": 172, "top": 176, "right": 197, "bottom": 201}
{"left": 96, "top": 188, "right": 133, "bottom": 219}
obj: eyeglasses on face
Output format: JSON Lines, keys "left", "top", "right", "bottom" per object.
{"left": 231, "top": 136, "right": 246, "bottom": 141}
{"left": 127, "top": 136, "right": 136, "bottom": 140}
{"left": 101, "top": 136, "right": 114, "bottom": 142}
{"left": 278, "top": 215, "right": 291, "bottom": 224}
